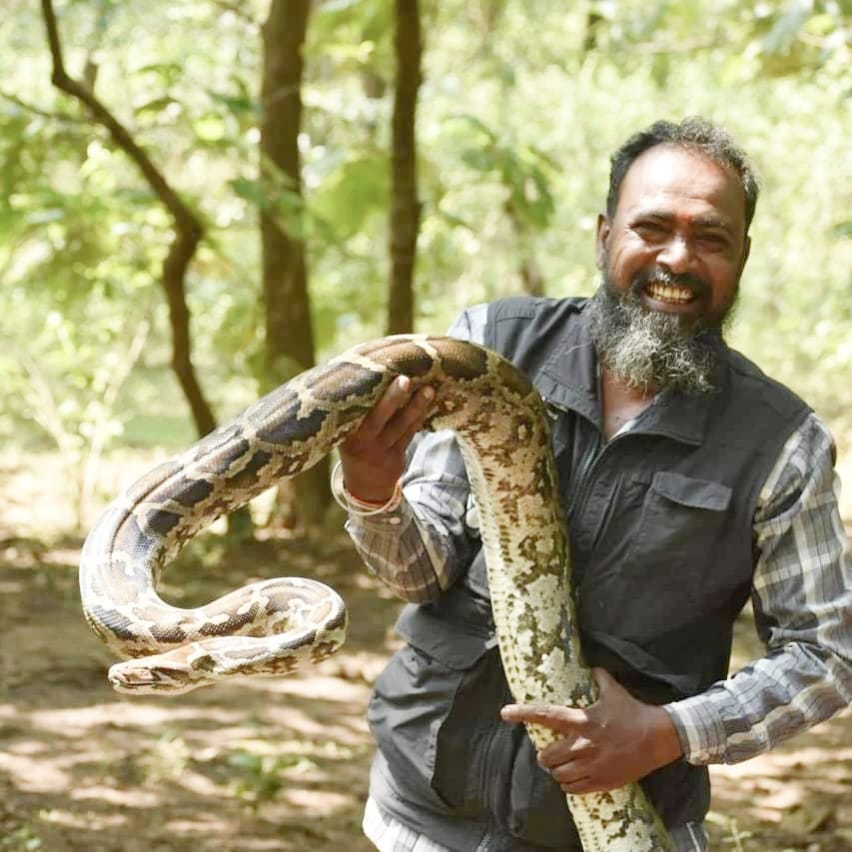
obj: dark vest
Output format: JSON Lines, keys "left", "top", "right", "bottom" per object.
{"left": 367, "top": 297, "right": 810, "bottom": 851}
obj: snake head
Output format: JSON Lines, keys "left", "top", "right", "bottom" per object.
{"left": 108, "top": 657, "right": 211, "bottom": 696}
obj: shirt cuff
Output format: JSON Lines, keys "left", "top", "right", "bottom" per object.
{"left": 330, "top": 462, "right": 409, "bottom": 528}
{"left": 664, "top": 692, "right": 730, "bottom": 765}
{"left": 342, "top": 493, "right": 415, "bottom": 530}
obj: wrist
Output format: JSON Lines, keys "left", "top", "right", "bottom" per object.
{"left": 346, "top": 484, "right": 400, "bottom": 509}
{"left": 331, "top": 461, "right": 403, "bottom": 517}
{"left": 345, "top": 483, "right": 396, "bottom": 506}
{"left": 337, "top": 458, "right": 401, "bottom": 505}
{"left": 646, "top": 705, "right": 684, "bottom": 768}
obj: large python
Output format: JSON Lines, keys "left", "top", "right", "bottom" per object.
{"left": 80, "top": 335, "right": 673, "bottom": 850}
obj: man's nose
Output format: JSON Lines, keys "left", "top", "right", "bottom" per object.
{"left": 657, "top": 235, "right": 692, "bottom": 274}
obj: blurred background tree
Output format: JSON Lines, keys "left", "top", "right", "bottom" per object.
{"left": 2, "top": 0, "right": 849, "bottom": 533}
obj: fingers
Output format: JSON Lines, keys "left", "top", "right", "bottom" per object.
{"left": 347, "top": 375, "right": 405, "bottom": 445}
{"left": 357, "top": 376, "right": 413, "bottom": 440}
{"left": 557, "top": 774, "right": 597, "bottom": 795}
{"left": 501, "top": 703, "right": 604, "bottom": 766}
{"left": 500, "top": 677, "right": 677, "bottom": 794}
{"left": 387, "top": 382, "right": 435, "bottom": 450}
{"left": 501, "top": 703, "right": 587, "bottom": 729}
{"left": 500, "top": 671, "right": 617, "bottom": 735}
{"left": 541, "top": 733, "right": 597, "bottom": 768}
{"left": 548, "top": 752, "right": 593, "bottom": 789}
{"left": 532, "top": 728, "right": 600, "bottom": 795}
{"left": 589, "top": 666, "right": 616, "bottom": 697}
{"left": 501, "top": 702, "right": 606, "bottom": 792}
{"left": 352, "top": 376, "right": 434, "bottom": 449}
{"left": 338, "top": 376, "right": 436, "bottom": 503}
{"left": 547, "top": 746, "right": 608, "bottom": 795}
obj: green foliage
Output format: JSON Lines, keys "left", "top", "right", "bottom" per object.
{"left": 227, "top": 746, "right": 317, "bottom": 812}
{"left": 0, "top": 824, "right": 43, "bottom": 852}
{"left": 1, "top": 289, "right": 151, "bottom": 524}
{"left": 1, "top": 0, "right": 849, "bottom": 524}
{"left": 311, "top": 151, "right": 390, "bottom": 238}
{"left": 452, "top": 114, "right": 558, "bottom": 229}
{"left": 706, "top": 810, "right": 754, "bottom": 851}
{"left": 138, "top": 729, "right": 192, "bottom": 783}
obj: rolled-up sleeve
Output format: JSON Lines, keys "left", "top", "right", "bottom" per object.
{"left": 343, "top": 305, "right": 488, "bottom": 602}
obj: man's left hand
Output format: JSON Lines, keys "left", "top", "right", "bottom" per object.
{"left": 500, "top": 667, "right": 684, "bottom": 794}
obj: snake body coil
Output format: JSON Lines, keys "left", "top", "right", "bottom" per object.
{"left": 79, "top": 335, "right": 672, "bottom": 850}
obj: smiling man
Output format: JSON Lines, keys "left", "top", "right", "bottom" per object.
{"left": 335, "top": 118, "right": 852, "bottom": 852}
{"left": 590, "top": 138, "right": 751, "bottom": 401}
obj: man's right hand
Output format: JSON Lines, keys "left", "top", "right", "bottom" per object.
{"left": 339, "top": 376, "right": 435, "bottom": 505}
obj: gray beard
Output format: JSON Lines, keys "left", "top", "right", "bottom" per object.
{"left": 587, "top": 282, "right": 726, "bottom": 395}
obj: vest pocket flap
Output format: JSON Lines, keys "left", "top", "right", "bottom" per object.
{"left": 651, "top": 472, "right": 731, "bottom": 511}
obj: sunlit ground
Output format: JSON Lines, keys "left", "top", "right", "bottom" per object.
{"left": 1, "top": 450, "right": 849, "bottom": 851}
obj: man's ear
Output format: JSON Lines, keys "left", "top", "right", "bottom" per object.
{"left": 739, "top": 234, "right": 751, "bottom": 277}
{"left": 595, "top": 213, "right": 610, "bottom": 270}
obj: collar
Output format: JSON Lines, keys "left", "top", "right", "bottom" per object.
{"left": 531, "top": 300, "right": 726, "bottom": 447}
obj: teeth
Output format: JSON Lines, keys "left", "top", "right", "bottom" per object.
{"left": 647, "top": 281, "right": 693, "bottom": 303}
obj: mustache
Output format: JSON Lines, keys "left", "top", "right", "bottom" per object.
{"left": 629, "top": 267, "right": 711, "bottom": 301}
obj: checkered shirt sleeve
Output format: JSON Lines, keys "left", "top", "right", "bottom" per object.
{"left": 341, "top": 306, "right": 487, "bottom": 603}
{"left": 665, "top": 414, "right": 852, "bottom": 764}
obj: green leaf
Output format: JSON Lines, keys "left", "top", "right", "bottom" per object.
{"left": 25, "top": 208, "right": 65, "bottom": 225}
{"left": 445, "top": 113, "right": 498, "bottom": 144}
{"left": 309, "top": 153, "right": 389, "bottom": 238}
{"left": 193, "top": 112, "right": 227, "bottom": 142}
{"left": 134, "top": 96, "right": 179, "bottom": 117}
{"left": 206, "top": 88, "right": 257, "bottom": 118}
{"left": 460, "top": 147, "right": 498, "bottom": 172}
{"left": 230, "top": 177, "right": 274, "bottom": 209}
{"left": 131, "top": 61, "right": 184, "bottom": 85}
{"left": 830, "top": 220, "right": 852, "bottom": 240}
{"left": 763, "top": 1, "right": 811, "bottom": 54}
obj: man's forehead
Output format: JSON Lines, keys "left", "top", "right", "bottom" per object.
{"left": 616, "top": 144, "right": 747, "bottom": 225}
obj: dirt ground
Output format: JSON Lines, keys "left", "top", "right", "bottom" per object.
{"left": 1, "top": 451, "right": 850, "bottom": 851}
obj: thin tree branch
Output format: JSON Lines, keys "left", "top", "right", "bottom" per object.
{"left": 39, "top": 0, "right": 216, "bottom": 437}
{"left": 40, "top": 0, "right": 199, "bottom": 231}
{"left": 0, "top": 89, "right": 86, "bottom": 124}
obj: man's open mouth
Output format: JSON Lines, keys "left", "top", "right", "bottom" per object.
{"left": 645, "top": 280, "right": 695, "bottom": 304}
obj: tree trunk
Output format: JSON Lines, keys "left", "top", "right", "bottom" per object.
{"left": 505, "top": 201, "right": 546, "bottom": 297}
{"left": 260, "top": 0, "right": 329, "bottom": 528}
{"left": 387, "top": 0, "right": 423, "bottom": 335}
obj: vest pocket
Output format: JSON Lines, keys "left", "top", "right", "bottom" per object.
{"left": 626, "top": 472, "right": 732, "bottom": 616}
{"left": 367, "top": 616, "right": 498, "bottom": 815}
{"left": 650, "top": 471, "right": 731, "bottom": 511}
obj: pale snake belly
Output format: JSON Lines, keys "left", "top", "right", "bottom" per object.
{"left": 79, "top": 335, "right": 673, "bottom": 850}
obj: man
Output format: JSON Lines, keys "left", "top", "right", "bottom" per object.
{"left": 334, "top": 117, "right": 852, "bottom": 851}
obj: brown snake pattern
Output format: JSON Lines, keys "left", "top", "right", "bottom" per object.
{"left": 79, "top": 335, "right": 672, "bottom": 850}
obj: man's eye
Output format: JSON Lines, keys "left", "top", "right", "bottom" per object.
{"left": 698, "top": 232, "right": 730, "bottom": 248}
{"left": 634, "top": 222, "right": 666, "bottom": 237}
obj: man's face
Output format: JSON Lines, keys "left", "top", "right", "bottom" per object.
{"left": 596, "top": 144, "right": 751, "bottom": 332}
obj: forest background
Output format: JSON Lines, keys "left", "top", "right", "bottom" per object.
{"left": 0, "top": 1, "right": 850, "bottom": 851}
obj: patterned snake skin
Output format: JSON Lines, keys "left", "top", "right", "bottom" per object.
{"left": 79, "top": 335, "right": 673, "bottom": 850}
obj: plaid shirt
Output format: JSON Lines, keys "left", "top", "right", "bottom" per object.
{"left": 344, "top": 304, "right": 852, "bottom": 769}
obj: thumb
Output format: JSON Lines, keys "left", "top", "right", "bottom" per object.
{"left": 590, "top": 667, "right": 618, "bottom": 698}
